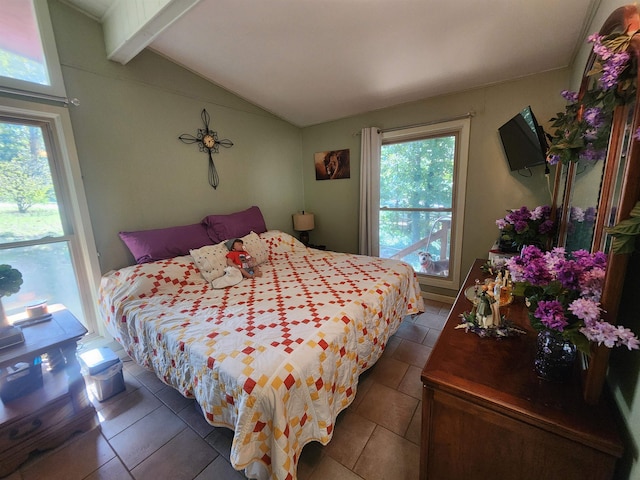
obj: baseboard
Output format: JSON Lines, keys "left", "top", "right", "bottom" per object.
{"left": 421, "top": 291, "right": 455, "bottom": 305}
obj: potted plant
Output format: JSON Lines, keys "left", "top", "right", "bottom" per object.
{"left": 0, "top": 264, "right": 23, "bottom": 341}
{"left": 506, "top": 246, "right": 639, "bottom": 381}
{"left": 495, "top": 205, "right": 556, "bottom": 252}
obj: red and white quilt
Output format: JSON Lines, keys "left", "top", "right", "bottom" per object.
{"left": 98, "top": 231, "right": 424, "bottom": 480}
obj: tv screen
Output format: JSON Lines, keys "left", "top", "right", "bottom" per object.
{"left": 499, "top": 106, "right": 548, "bottom": 171}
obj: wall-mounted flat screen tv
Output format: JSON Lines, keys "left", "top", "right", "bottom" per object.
{"left": 499, "top": 106, "right": 548, "bottom": 171}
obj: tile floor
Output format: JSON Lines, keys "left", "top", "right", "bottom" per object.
{"left": 4, "top": 299, "right": 452, "bottom": 480}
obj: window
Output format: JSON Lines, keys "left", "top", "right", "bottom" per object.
{"left": 0, "top": 0, "right": 66, "bottom": 98}
{"left": 379, "top": 119, "right": 469, "bottom": 290}
{"left": 0, "top": 102, "right": 101, "bottom": 332}
{"left": 0, "top": 1, "right": 100, "bottom": 333}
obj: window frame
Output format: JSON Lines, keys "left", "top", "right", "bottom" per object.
{"left": 0, "top": 0, "right": 66, "bottom": 98}
{"left": 381, "top": 118, "right": 470, "bottom": 290}
{"left": 0, "top": 97, "right": 102, "bottom": 334}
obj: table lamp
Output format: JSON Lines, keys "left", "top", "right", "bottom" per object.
{"left": 292, "top": 211, "right": 315, "bottom": 245}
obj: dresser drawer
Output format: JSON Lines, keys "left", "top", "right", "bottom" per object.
{"left": 0, "top": 397, "right": 74, "bottom": 451}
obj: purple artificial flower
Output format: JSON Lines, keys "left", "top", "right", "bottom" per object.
{"left": 584, "top": 207, "right": 597, "bottom": 223}
{"left": 561, "top": 90, "right": 579, "bottom": 103}
{"left": 530, "top": 205, "right": 550, "bottom": 221}
{"left": 514, "top": 220, "right": 529, "bottom": 233}
{"left": 522, "top": 257, "right": 553, "bottom": 286}
{"left": 587, "top": 33, "right": 603, "bottom": 44}
{"left": 579, "top": 145, "right": 606, "bottom": 163}
{"left": 568, "top": 298, "right": 601, "bottom": 323}
{"left": 583, "top": 107, "right": 604, "bottom": 128}
{"left": 634, "top": 126, "right": 640, "bottom": 141}
{"left": 547, "top": 154, "right": 560, "bottom": 165}
{"left": 496, "top": 219, "right": 507, "bottom": 229}
{"left": 555, "top": 259, "right": 582, "bottom": 290}
{"left": 599, "top": 51, "right": 630, "bottom": 90}
{"left": 570, "top": 206, "right": 585, "bottom": 222}
{"left": 538, "top": 219, "right": 555, "bottom": 235}
{"left": 581, "top": 322, "right": 640, "bottom": 350}
{"left": 535, "top": 300, "right": 568, "bottom": 330}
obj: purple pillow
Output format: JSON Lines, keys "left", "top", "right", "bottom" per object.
{"left": 119, "top": 223, "right": 213, "bottom": 264}
{"left": 202, "top": 206, "right": 267, "bottom": 243}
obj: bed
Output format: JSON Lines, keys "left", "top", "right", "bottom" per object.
{"left": 99, "top": 223, "right": 424, "bottom": 479}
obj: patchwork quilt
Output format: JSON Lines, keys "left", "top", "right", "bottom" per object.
{"left": 98, "top": 231, "right": 424, "bottom": 480}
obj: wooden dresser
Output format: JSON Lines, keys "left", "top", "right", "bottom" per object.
{"left": 0, "top": 307, "right": 97, "bottom": 476}
{"left": 420, "top": 259, "right": 624, "bottom": 480}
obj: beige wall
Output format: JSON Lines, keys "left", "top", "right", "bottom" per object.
{"left": 49, "top": 0, "right": 304, "bottom": 273}
{"left": 301, "top": 70, "right": 569, "bottom": 297}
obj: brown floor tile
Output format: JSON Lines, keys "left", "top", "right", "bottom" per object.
{"left": 350, "top": 369, "right": 374, "bottom": 410}
{"left": 84, "top": 456, "right": 133, "bottom": 480}
{"left": 353, "top": 426, "right": 421, "bottom": 480}
{"left": 422, "top": 328, "right": 442, "bottom": 347}
{"left": 298, "top": 440, "right": 326, "bottom": 479}
{"left": 109, "top": 405, "right": 187, "bottom": 469}
{"left": 135, "top": 369, "right": 168, "bottom": 393}
{"left": 365, "top": 355, "right": 409, "bottom": 389}
{"left": 392, "top": 339, "right": 433, "bottom": 367}
{"left": 194, "top": 456, "right": 247, "bottom": 479}
{"left": 422, "top": 299, "right": 445, "bottom": 314}
{"left": 393, "top": 321, "right": 429, "bottom": 343}
{"left": 309, "top": 455, "right": 366, "bottom": 480}
{"left": 414, "top": 311, "right": 448, "bottom": 329}
{"left": 122, "top": 358, "right": 148, "bottom": 377}
{"left": 355, "top": 383, "right": 418, "bottom": 436}
{"left": 21, "top": 427, "right": 114, "bottom": 480}
{"left": 205, "top": 426, "right": 236, "bottom": 459}
{"left": 397, "top": 365, "right": 423, "bottom": 400}
{"left": 131, "top": 427, "right": 218, "bottom": 480}
{"left": 178, "top": 401, "right": 216, "bottom": 437}
{"left": 405, "top": 401, "right": 421, "bottom": 445}
{"left": 97, "top": 385, "right": 163, "bottom": 439}
{"left": 324, "top": 410, "right": 376, "bottom": 469}
{"left": 155, "top": 385, "right": 194, "bottom": 413}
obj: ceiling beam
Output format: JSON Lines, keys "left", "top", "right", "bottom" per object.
{"left": 103, "top": 0, "right": 200, "bottom": 64}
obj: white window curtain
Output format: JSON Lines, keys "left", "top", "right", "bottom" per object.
{"left": 359, "top": 127, "right": 382, "bottom": 256}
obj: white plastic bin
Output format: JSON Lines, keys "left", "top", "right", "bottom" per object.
{"left": 78, "top": 347, "right": 125, "bottom": 402}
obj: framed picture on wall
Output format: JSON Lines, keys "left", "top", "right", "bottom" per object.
{"left": 314, "top": 149, "right": 350, "bottom": 180}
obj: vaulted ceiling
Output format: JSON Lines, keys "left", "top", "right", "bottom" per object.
{"left": 60, "top": 0, "right": 599, "bottom": 127}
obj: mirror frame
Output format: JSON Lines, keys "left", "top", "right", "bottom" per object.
{"left": 552, "top": 5, "right": 640, "bottom": 404}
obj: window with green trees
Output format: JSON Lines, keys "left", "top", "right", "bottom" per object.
{"left": 380, "top": 119, "right": 469, "bottom": 289}
{"left": 0, "top": 118, "right": 83, "bottom": 318}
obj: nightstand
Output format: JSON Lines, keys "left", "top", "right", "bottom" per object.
{"left": 308, "top": 244, "right": 327, "bottom": 251}
{"left": 0, "top": 306, "right": 97, "bottom": 476}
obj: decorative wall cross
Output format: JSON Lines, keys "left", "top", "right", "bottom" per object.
{"left": 179, "top": 109, "right": 233, "bottom": 189}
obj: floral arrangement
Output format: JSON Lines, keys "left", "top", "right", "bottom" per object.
{"left": 506, "top": 246, "right": 639, "bottom": 355}
{"left": 496, "top": 205, "right": 555, "bottom": 250}
{"left": 546, "top": 31, "right": 637, "bottom": 166}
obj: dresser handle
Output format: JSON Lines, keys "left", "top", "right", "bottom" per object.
{"left": 9, "top": 419, "right": 42, "bottom": 440}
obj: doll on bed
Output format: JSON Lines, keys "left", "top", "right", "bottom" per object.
{"left": 225, "top": 238, "right": 262, "bottom": 279}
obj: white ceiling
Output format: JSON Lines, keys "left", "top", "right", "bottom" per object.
{"left": 60, "top": 0, "right": 599, "bottom": 127}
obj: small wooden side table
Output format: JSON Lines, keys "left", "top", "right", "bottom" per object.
{"left": 0, "top": 306, "right": 97, "bottom": 476}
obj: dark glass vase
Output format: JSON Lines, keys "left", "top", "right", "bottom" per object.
{"left": 534, "top": 330, "right": 577, "bottom": 382}
{"left": 498, "top": 237, "right": 519, "bottom": 253}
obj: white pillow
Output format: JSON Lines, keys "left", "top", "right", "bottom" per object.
{"left": 239, "top": 231, "right": 269, "bottom": 265}
{"left": 190, "top": 241, "right": 228, "bottom": 281}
